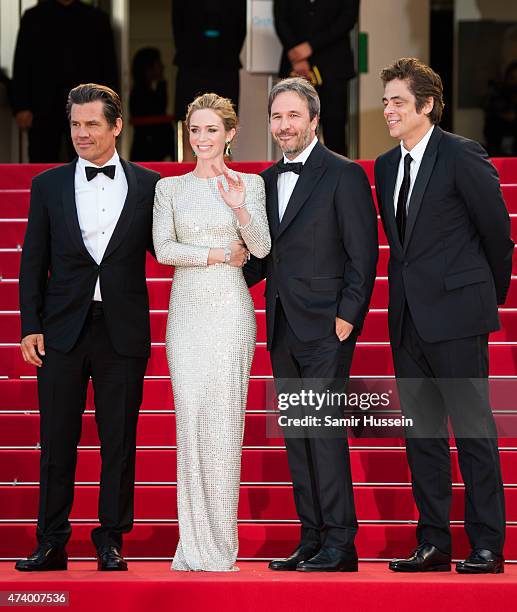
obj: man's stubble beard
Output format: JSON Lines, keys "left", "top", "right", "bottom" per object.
{"left": 276, "top": 126, "right": 313, "bottom": 157}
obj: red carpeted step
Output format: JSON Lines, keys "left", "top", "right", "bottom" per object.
{"left": 5, "top": 247, "right": 517, "bottom": 280}
{"left": 4, "top": 308, "right": 517, "bottom": 344}
{"left": 0, "top": 158, "right": 514, "bottom": 187}
{"left": 494, "top": 157, "right": 517, "bottom": 183}
{"left": 3, "top": 344, "right": 517, "bottom": 377}
{"left": 8, "top": 275, "right": 517, "bottom": 312}
{"left": 0, "top": 162, "right": 274, "bottom": 190}
{"left": 0, "top": 522, "right": 516, "bottom": 559}
{"left": 2, "top": 448, "right": 517, "bottom": 485}
{"left": 1, "top": 562, "right": 516, "bottom": 612}
{"left": 0, "top": 190, "right": 29, "bottom": 218}
{"left": 2, "top": 411, "right": 517, "bottom": 448}
{"left": 0, "top": 164, "right": 515, "bottom": 211}
{"left": 3, "top": 377, "right": 517, "bottom": 415}
{"left": 0, "top": 413, "right": 283, "bottom": 447}
{"left": 1, "top": 484, "right": 517, "bottom": 522}
{"left": 5, "top": 214, "right": 517, "bottom": 250}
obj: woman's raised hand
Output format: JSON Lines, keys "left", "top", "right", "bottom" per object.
{"left": 215, "top": 166, "right": 246, "bottom": 210}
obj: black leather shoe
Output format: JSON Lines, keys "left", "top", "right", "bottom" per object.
{"left": 296, "top": 546, "right": 358, "bottom": 572}
{"left": 97, "top": 546, "right": 128, "bottom": 571}
{"left": 389, "top": 543, "right": 451, "bottom": 572}
{"left": 268, "top": 543, "right": 321, "bottom": 571}
{"left": 456, "top": 549, "right": 504, "bottom": 574}
{"left": 15, "top": 543, "right": 67, "bottom": 572}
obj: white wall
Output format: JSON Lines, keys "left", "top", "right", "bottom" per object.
{"left": 358, "top": 0, "right": 430, "bottom": 160}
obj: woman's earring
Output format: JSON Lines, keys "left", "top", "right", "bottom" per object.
{"left": 224, "top": 141, "right": 232, "bottom": 157}
{"left": 192, "top": 149, "right": 196, "bottom": 157}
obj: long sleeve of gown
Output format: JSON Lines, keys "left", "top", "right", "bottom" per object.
{"left": 153, "top": 178, "right": 211, "bottom": 266}
{"left": 238, "top": 175, "right": 271, "bottom": 259}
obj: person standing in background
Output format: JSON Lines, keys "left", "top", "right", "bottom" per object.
{"left": 172, "top": 0, "right": 246, "bottom": 161}
{"left": 130, "top": 47, "right": 175, "bottom": 161}
{"left": 11, "top": 0, "right": 118, "bottom": 163}
{"left": 273, "top": 0, "right": 359, "bottom": 156}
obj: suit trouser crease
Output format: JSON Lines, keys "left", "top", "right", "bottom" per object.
{"left": 36, "top": 306, "right": 146, "bottom": 550}
{"left": 393, "top": 309, "right": 505, "bottom": 555}
{"left": 270, "top": 301, "right": 358, "bottom": 551}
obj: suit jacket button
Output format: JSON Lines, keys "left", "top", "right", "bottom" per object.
{"left": 276, "top": 257, "right": 280, "bottom": 264}
{"left": 403, "top": 261, "right": 409, "bottom": 267}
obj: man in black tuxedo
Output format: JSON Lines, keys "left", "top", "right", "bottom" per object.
{"left": 244, "top": 77, "right": 378, "bottom": 572}
{"left": 11, "top": 0, "right": 118, "bottom": 162}
{"left": 16, "top": 84, "right": 159, "bottom": 572}
{"left": 375, "top": 58, "right": 514, "bottom": 574}
{"left": 273, "top": 0, "right": 359, "bottom": 155}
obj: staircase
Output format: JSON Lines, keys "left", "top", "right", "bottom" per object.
{"left": 1, "top": 159, "right": 516, "bottom": 561}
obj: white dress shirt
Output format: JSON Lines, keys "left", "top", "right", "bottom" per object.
{"left": 75, "top": 151, "right": 128, "bottom": 301}
{"left": 277, "top": 136, "right": 319, "bottom": 221}
{"left": 393, "top": 125, "right": 434, "bottom": 214}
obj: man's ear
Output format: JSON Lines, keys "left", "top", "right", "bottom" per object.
{"left": 114, "top": 117, "right": 123, "bottom": 137}
{"left": 422, "top": 96, "right": 434, "bottom": 118}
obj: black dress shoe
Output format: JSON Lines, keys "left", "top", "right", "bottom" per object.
{"left": 389, "top": 543, "right": 451, "bottom": 572}
{"left": 15, "top": 543, "right": 67, "bottom": 572}
{"left": 268, "top": 543, "right": 321, "bottom": 571}
{"left": 456, "top": 549, "right": 504, "bottom": 574}
{"left": 97, "top": 546, "right": 128, "bottom": 571}
{"left": 296, "top": 546, "right": 358, "bottom": 572}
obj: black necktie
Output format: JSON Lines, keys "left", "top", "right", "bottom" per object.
{"left": 85, "top": 165, "right": 116, "bottom": 181}
{"left": 276, "top": 160, "right": 303, "bottom": 175}
{"left": 396, "top": 153, "right": 413, "bottom": 243}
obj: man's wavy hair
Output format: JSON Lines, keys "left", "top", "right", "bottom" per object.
{"left": 380, "top": 57, "right": 445, "bottom": 124}
{"left": 66, "top": 83, "right": 122, "bottom": 128}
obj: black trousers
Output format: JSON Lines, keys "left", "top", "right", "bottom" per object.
{"left": 270, "top": 300, "right": 358, "bottom": 552}
{"left": 36, "top": 303, "right": 148, "bottom": 550}
{"left": 318, "top": 77, "right": 349, "bottom": 157}
{"left": 393, "top": 308, "right": 505, "bottom": 555}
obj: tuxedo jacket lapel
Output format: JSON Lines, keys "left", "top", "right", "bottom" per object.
{"left": 265, "top": 169, "right": 280, "bottom": 239}
{"left": 102, "top": 158, "right": 138, "bottom": 261}
{"left": 403, "top": 127, "right": 442, "bottom": 251}
{"left": 62, "top": 159, "right": 97, "bottom": 264}
{"left": 276, "top": 142, "right": 326, "bottom": 241}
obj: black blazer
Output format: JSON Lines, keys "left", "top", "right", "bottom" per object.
{"left": 244, "top": 142, "right": 378, "bottom": 350}
{"left": 274, "top": 0, "right": 359, "bottom": 81}
{"left": 375, "top": 126, "right": 514, "bottom": 347}
{"left": 19, "top": 159, "right": 160, "bottom": 358}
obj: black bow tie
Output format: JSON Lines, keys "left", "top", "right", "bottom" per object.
{"left": 85, "top": 165, "right": 116, "bottom": 181}
{"left": 276, "top": 160, "right": 304, "bottom": 175}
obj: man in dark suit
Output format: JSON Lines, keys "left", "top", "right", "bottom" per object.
{"left": 11, "top": 0, "right": 118, "bottom": 162}
{"left": 273, "top": 0, "right": 359, "bottom": 156}
{"left": 244, "top": 77, "right": 378, "bottom": 572}
{"left": 172, "top": 0, "right": 246, "bottom": 161}
{"left": 16, "top": 84, "right": 159, "bottom": 572}
{"left": 375, "top": 58, "right": 514, "bottom": 574}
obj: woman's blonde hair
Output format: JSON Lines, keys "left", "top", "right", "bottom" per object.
{"left": 185, "top": 93, "right": 238, "bottom": 132}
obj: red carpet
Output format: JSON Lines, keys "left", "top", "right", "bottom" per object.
{"left": 0, "top": 562, "right": 516, "bottom": 612}
{"left": 0, "top": 161, "right": 516, "bottom": 606}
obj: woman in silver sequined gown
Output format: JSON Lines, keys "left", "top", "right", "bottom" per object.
{"left": 152, "top": 94, "right": 271, "bottom": 571}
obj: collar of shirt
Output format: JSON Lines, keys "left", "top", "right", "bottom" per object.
{"left": 282, "top": 136, "right": 319, "bottom": 165}
{"left": 76, "top": 150, "right": 121, "bottom": 182}
{"left": 400, "top": 125, "right": 434, "bottom": 165}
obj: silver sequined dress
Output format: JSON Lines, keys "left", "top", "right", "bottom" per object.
{"left": 153, "top": 171, "right": 271, "bottom": 571}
